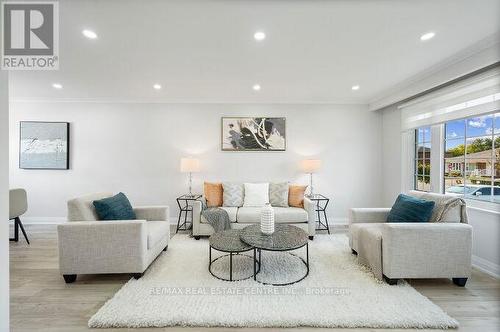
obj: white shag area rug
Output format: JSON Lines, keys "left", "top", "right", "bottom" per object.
{"left": 89, "top": 234, "right": 458, "bottom": 329}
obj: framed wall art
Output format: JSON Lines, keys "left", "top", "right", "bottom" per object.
{"left": 221, "top": 117, "right": 286, "bottom": 151}
{"left": 19, "top": 121, "right": 70, "bottom": 170}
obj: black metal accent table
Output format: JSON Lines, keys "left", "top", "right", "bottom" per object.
{"left": 240, "top": 224, "right": 309, "bottom": 286}
{"left": 176, "top": 194, "right": 202, "bottom": 234}
{"left": 307, "top": 194, "right": 330, "bottom": 234}
{"left": 209, "top": 229, "right": 261, "bottom": 282}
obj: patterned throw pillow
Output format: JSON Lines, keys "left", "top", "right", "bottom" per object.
{"left": 204, "top": 182, "right": 223, "bottom": 207}
{"left": 222, "top": 182, "right": 244, "bottom": 207}
{"left": 269, "top": 182, "right": 289, "bottom": 207}
{"left": 288, "top": 185, "right": 308, "bottom": 208}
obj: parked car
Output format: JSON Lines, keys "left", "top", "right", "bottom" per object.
{"left": 446, "top": 185, "right": 500, "bottom": 198}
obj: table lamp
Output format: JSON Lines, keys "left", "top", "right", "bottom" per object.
{"left": 180, "top": 157, "right": 200, "bottom": 196}
{"left": 301, "top": 159, "right": 321, "bottom": 196}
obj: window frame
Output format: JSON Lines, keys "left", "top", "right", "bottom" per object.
{"left": 443, "top": 112, "right": 499, "bottom": 204}
{"left": 414, "top": 126, "right": 431, "bottom": 192}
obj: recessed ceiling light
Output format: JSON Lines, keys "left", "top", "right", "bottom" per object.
{"left": 254, "top": 31, "right": 266, "bottom": 41}
{"left": 351, "top": 85, "right": 360, "bottom": 91}
{"left": 420, "top": 32, "right": 435, "bottom": 41}
{"left": 52, "top": 83, "right": 63, "bottom": 89}
{"left": 82, "top": 29, "right": 98, "bottom": 39}
{"left": 153, "top": 84, "right": 162, "bottom": 90}
{"left": 252, "top": 84, "right": 261, "bottom": 91}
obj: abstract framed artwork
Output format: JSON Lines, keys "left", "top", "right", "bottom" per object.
{"left": 19, "top": 121, "right": 70, "bottom": 170}
{"left": 221, "top": 117, "right": 286, "bottom": 151}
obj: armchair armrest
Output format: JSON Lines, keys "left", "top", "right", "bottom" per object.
{"left": 133, "top": 206, "right": 169, "bottom": 221}
{"left": 192, "top": 200, "right": 203, "bottom": 235}
{"left": 303, "top": 197, "right": 316, "bottom": 236}
{"left": 57, "top": 220, "right": 148, "bottom": 274}
{"left": 382, "top": 223, "right": 472, "bottom": 278}
{"left": 349, "top": 208, "right": 391, "bottom": 224}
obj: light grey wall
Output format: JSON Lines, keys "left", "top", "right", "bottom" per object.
{"left": 9, "top": 102, "right": 383, "bottom": 223}
{"left": 380, "top": 105, "right": 401, "bottom": 206}
{"left": 0, "top": 71, "right": 9, "bottom": 330}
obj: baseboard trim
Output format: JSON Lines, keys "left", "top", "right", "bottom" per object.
{"left": 472, "top": 255, "right": 500, "bottom": 279}
{"left": 20, "top": 216, "right": 349, "bottom": 226}
{"left": 21, "top": 217, "right": 67, "bottom": 224}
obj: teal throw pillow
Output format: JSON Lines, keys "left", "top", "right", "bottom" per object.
{"left": 387, "top": 194, "right": 435, "bottom": 223}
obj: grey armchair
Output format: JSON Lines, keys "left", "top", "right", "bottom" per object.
{"left": 58, "top": 193, "right": 170, "bottom": 283}
{"left": 9, "top": 188, "right": 29, "bottom": 244}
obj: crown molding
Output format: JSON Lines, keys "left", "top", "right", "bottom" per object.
{"left": 368, "top": 32, "right": 500, "bottom": 112}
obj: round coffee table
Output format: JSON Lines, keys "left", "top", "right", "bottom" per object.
{"left": 240, "top": 224, "right": 309, "bottom": 286}
{"left": 209, "top": 229, "right": 260, "bottom": 282}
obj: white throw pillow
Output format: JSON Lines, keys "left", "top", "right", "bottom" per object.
{"left": 243, "top": 183, "right": 269, "bottom": 207}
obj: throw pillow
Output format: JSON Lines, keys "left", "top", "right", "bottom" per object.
{"left": 387, "top": 194, "right": 435, "bottom": 223}
{"left": 204, "top": 182, "right": 223, "bottom": 207}
{"left": 243, "top": 183, "right": 269, "bottom": 207}
{"left": 269, "top": 182, "right": 289, "bottom": 207}
{"left": 222, "top": 182, "right": 244, "bottom": 207}
{"left": 93, "top": 192, "right": 136, "bottom": 221}
{"left": 288, "top": 185, "right": 307, "bottom": 208}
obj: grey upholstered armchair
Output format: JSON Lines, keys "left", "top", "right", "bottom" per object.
{"left": 57, "top": 193, "right": 170, "bottom": 283}
{"left": 9, "top": 188, "right": 29, "bottom": 244}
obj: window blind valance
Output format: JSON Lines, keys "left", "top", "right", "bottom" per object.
{"left": 399, "top": 67, "right": 500, "bottom": 131}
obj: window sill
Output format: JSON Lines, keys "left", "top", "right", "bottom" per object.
{"left": 465, "top": 199, "right": 500, "bottom": 215}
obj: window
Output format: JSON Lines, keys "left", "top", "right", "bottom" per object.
{"left": 444, "top": 112, "right": 499, "bottom": 203}
{"left": 414, "top": 127, "right": 431, "bottom": 191}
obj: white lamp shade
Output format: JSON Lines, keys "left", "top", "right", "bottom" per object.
{"left": 301, "top": 159, "right": 321, "bottom": 173}
{"left": 180, "top": 158, "right": 200, "bottom": 173}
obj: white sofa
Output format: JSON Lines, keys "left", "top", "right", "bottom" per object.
{"left": 349, "top": 190, "right": 472, "bottom": 286}
{"left": 57, "top": 193, "right": 170, "bottom": 283}
{"left": 192, "top": 197, "right": 317, "bottom": 239}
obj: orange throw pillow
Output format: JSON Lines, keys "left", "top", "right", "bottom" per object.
{"left": 204, "top": 182, "right": 223, "bottom": 207}
{"left": 288, "top": 185, "right": 307, "bottom": 208}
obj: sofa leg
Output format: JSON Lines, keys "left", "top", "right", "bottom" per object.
{"left": 163, "top": 245, "right": 168, "bottom": 251}
{"left": 308, "top": 236, "right": 314, "bottom": 241}
{"left": 132, "top": 273, "right": 143, "bottom": 279}
{"left": 452, "top": 277, "right": 468, "bottom": 287}
{"left": 63, "top": 274, "right": 77, "bottom": 283}
{"left": 383, "top": 275, "right": 398, "bottom": 285}
{"left": 194, "top": 236, "right": 201, "bottom": 240}
{"left": 351, "top": 249, "right": 357, "bottom": 255}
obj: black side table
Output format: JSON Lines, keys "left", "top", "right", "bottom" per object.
{"left": 307, "top": 194, "right": 330, "bottom": 234}
{"left": 176, "top": 194, "right": 202, "bottom": 233}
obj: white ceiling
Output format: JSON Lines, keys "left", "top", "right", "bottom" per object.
{"left": 8, "top": 0, "right": 500, "bottom": 104}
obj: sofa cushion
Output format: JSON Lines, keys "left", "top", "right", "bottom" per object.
{"left": 201, "top": 207, "right": 238, "bottom": 223}
{"left": 387, "top": 194, "right": 435, "bottom": 223}
{"left": 223, "top": 182, "right": 244, "bottom": 207}
{"left": 237, "top": 207, "right": 307, "bottom": 224}
{"left": 274, "top": 207, "right": 308, "bottom": 222}
{"left": 67, "top": 192, "right": 113, "bottom": 221}
{"left": 243, "top": 183, "right": 269, "bottom": 207}
{"left": 269, "top": 182, "right": 289, "bottom": 207}
{"left": 147, "top": 221, "right": 170, "bottom": 249}
{"left": 93, "top": 192, "right": 137, "bottom": 221}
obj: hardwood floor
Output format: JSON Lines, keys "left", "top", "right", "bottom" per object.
{"left": 9, "top": 224, "right": 500, "bottom": 332}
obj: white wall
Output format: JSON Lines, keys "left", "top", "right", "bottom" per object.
{"left": 0, "top": 72, "right": 10, "bottom": 331}
{"left": 9, "top": 102, "right": 383, "bottom": 223}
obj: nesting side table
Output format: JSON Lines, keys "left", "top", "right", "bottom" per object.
{"left": 175, "top": 194, "right": 202, "bottom": 233}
